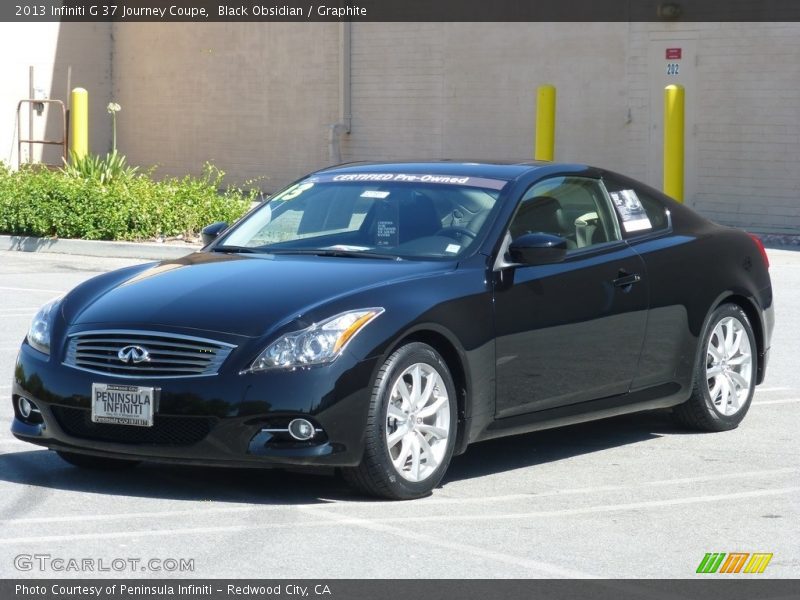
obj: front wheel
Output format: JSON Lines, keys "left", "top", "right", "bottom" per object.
{"left": 343, "top": 342, "right": 458, "bottom": 500}
{"left": 674, "top": 303, "right": 757, "bottom": 431}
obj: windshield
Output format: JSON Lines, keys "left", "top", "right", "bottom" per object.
{"left": 219, "top": 173, "right": 507, "bottom": 260}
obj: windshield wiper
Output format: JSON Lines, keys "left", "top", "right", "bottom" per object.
{"left": 209, "top": 245, "right": 262, "bottom": 254}
{"left": 265, "top": 248, "right": 401, "bottom": 260}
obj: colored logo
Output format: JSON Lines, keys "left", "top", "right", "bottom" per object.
{"left": 696, "top": 552, "right": 773, "bottom": 574}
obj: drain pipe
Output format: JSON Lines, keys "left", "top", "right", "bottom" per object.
{"left": 328, "top": 21, "right": 352, "bottom": 164}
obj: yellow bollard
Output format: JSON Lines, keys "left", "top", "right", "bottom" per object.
{"left": 663, "top": 84, "right": 685, "bottom": 202}
{"left": 535, "top": 84, "right": 556, "bottom": 161}
{"left": 69, "top": 87, "right": 88, "bottom": 161}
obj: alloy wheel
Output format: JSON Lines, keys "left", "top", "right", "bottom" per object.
{"left": 705, "top": 316, "right": 754, "bottom": 416}
{"left": 385, "top": 362, "right": 451, "bottom": 482}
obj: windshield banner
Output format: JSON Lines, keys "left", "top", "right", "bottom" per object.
{"left": 308, "top": 173, "right": 509, "bottom": 190}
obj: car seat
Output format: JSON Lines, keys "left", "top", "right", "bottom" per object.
{"left": 509, "top": 196, "right": 576, "bottom": 248}
{"left": 392, "top": 191, "right": 441, "bottom": 243}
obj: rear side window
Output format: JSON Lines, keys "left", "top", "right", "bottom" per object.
{"left": 602, "top": 174, "right": 670, "bottom": 235}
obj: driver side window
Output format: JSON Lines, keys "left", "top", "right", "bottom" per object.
{"left": 510, "top": 176, "right": 620, "bottom": 251}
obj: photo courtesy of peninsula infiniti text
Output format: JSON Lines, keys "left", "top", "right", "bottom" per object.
{"left": 10, "top": 161, "right": 774, "bottom": 499}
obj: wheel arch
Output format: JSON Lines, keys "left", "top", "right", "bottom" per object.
{"left": 383, "top": 327, "right": 470, "bottom": 456}
{"left": 713, "top": 293, "right": 766, "bottom": 385}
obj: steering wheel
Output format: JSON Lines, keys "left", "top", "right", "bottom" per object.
{"left": 436, "top": 226, "right": 477, "bottom": 241}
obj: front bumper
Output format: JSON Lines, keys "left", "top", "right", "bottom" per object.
{"left": 10, "top": 341, "right": 377, "bottom": 468}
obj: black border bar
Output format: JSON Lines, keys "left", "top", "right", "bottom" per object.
{"left": 3, "top": 1, "right": 800, "bottom": 22}
{"left": 3, "top": 579, "right": 800, "bottom": 600}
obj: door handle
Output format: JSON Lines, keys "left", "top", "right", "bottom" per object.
{"left": 613, "top": 272, "right": 641, "bottom": 288}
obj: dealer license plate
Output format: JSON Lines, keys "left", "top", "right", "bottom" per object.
{"left": 91, "top": 383, "right": 155, "bottom": 427}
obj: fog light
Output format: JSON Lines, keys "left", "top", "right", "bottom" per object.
{"left": 288, "top": 418, "right": 315, "bottom": 441}
{"left": 18, "top": 397, "right": 35, "bottom": 419}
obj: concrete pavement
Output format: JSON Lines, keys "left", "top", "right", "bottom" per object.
{"left": 0, "top": 248, "right": 797, "bottom": 579}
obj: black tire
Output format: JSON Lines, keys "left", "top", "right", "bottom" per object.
{"left": 57, "top": 450, "right": 141, "bottom": 470}
{"left": 342, "top": 342, "right": 458, "bottom": 500}
{"left": 673, "top": 303, "right": 757, "bottom": 431}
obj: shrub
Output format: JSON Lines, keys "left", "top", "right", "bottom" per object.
{"left": 0, "top": 162, "right": 254, "bottom": 241}
{"left": 61, "top": 150, "right": 139, "bottom": 185}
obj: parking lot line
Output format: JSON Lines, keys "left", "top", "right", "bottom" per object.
{"left": 0, "top": 522, "right": 292, "bottom": 546}
{"left": 0, "top": 286, "right": 65, "bottom": 294}
{"left": 0, "top": 505, "right": 262, "bottom": 526}
{"left": 0, "top": 466, "right": 794, "bottom": 527}
{"left": 298, "top": 504, "right": 599, "bottom": 579}
{"left": 0, "top": 486, "right": 795, "bottom": 547}
{"left": 754, "top": 398, "right": 800, "bottom": 405}
{"left": 409, "top": 467, "right": 800, "bottom": 506}
{"left": 408, "top": 487, "right": 800, "bottom": 524}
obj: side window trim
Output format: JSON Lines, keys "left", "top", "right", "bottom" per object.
{"left": 598, "top": 182, "right": 623, "bottom": 242}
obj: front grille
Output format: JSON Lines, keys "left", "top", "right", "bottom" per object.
{"left": 52, "top": 406, "right": 217, "bottom": 446}
{"left": 63, "top": 330, "right": 235, "bottom": 378}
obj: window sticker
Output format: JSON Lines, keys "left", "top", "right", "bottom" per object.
{"left": 376, "top": 222, "right": 398, "bottom": 246}
{"left": 360, "top": 190, "right": 391, "bottom": 199}
{"left": 274, "top": 181, "right": 314, "bottom": 202}
{"left": 374, "top": 201, "right": 399, "bottom": 247}
{"left": 610, "top": 190, "right": 652, "bottom": 233}
{"left": 445, "top": 244, "right": 461, "bottom": 254}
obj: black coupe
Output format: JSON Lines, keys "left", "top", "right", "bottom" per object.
{"left": 11, "top": 161, "right": 774, "bottom": 499}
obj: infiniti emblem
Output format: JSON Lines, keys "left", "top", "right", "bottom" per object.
{"left": 117, "top": 345, "right": 151, "bottom": 364}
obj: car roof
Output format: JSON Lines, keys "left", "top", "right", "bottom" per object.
{"left": 313, "top": 160, "right": 592, "bottom": 181}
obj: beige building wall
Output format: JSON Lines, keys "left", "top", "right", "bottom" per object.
{"left": 686, "top": 23, "right": 799, "bottom": 232}
{"left": 112, "top": 23, "right": 340, "bottom": 189}
{"left": 626, "top": 22, "right": 800, "bottom": 233}
{"left": 0, "top": 23, "right": 112, "bottom": 167}
{"left": 341, "top": 23, "right": 632, "bottom": 172}
{"left": 339, "top": 22, "right": 799, "bottom": 233}
{"left": 1, "top": 22, "right": 797, "bottom": 233}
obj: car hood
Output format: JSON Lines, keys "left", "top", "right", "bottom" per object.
{"left": 64, "top": 251, "right": 454, "bottom": 338}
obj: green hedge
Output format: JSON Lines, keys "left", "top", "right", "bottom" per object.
{"left": 0, "top": 162, "right": 254, "bottom": 241}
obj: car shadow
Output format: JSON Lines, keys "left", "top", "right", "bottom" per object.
{"left": 0, "top": 448, "right": 351, "bottom": 505}
{"left": 0, "top": 409, "right": 689, "bottom": 504}
{"left": 443, "top": 408, "right": 689, "bottom": 483}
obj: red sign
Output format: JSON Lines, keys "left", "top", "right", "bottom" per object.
{"left": 666, "top": 48, "right": 682, "bottom": 60}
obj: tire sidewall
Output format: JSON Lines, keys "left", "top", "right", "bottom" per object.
{"left": 370, "top": 343, "right": 458, "bottom": 499}
{"left": 696, "top": 304, "right": 757, "bottom": 427}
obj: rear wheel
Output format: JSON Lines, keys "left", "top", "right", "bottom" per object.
{"left": 57, "top": 451, "right": 141, "bottom": 470}
{"left": 674, "top": 303, "right": 757, "bottom": 431}
{"left": 343, "top": 342, "right": 457, "bottom": 500}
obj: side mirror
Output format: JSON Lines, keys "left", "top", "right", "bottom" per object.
{"left": 201, "top": 221, "right": 228, "bottom": 247}
{"left": 508, "top": 233, "right": 567, "bottom": 265}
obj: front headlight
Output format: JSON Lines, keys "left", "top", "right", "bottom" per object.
{"left": 247, "top": 308, "right": 384, "bottom": 372}
{"left": 27, "top": 296, "right": 63, "bottom": 355}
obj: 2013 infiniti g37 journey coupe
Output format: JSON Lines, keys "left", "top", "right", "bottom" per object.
{"left": 11, "top": 161, "right": 773, "bottom": 499}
